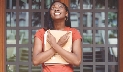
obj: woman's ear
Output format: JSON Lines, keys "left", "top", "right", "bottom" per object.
{"left": 66, "top": 12, "right": 68, "bottom": 17}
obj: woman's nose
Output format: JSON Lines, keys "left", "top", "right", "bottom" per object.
{"left": 55, "top": 8, "right": 59, "bottom": 11}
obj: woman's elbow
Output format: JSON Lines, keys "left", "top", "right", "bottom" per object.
{"left": 74, "top": 60, "right": 81, "bottom": 66}
{"left": 33, "top": 59, "right": 39, "bottom": 66}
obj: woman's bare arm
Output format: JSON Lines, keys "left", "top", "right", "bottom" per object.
{"left": 32, "top": 37, "right": 56, "bottom": 66}
{"left": 46, "top": 30, "right": 82, "bottom": 66}
{"left": 52, "top": 39, "right": 82, "bottom": 66}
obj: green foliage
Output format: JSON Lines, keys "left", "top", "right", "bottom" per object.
{"left": 83, "top": 36, "right": 92, "bottom": 44}
{"left": 109, "top": 34, "right": 116, "bottom": 38}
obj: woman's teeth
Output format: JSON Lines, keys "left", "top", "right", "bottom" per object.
{"left": 55, "top": 13, "right": 60, "bottom": 15}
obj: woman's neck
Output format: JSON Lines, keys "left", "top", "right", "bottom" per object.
{"left": 53, "top": 20, "right": 66, "bottom": 30}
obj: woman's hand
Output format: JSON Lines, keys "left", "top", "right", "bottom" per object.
{"left": 57, "top": 31, "right": 71, "bottom": 47}
{"left": 47, "top": 30, "right": 56, "bottom": 47}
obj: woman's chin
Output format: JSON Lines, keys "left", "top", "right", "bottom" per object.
{"left": 53, "top": 18, "right": 64, "bottom": 21}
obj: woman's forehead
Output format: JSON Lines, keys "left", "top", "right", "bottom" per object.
{"left": 52, "top": 2, "right": 64, "bottom": 6}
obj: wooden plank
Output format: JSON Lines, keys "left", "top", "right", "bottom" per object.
{"left": 118, "top": 0, "right": 123, "bottom": 72}
{"left": 0, "top": 0, "right": 5, "bottom": 72}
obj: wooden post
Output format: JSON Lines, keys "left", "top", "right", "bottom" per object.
{"left": 0, "top": 0, "right": 5, "bottom": 72}
{"left": 59, "top": 0, "right": 69, "bottom": 8}
{"left": 118, "top": 0, "right": 123, "bottom": 72}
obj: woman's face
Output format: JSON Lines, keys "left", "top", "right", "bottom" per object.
{"left": 50, "top": 2, "right": 68, "bottom": 21}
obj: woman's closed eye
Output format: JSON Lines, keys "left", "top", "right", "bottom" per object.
{"left": 59, "top": 5, "right": 64, "bottom": 9}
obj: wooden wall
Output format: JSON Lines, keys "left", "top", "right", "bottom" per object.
{"left": 0, "top": 0, "right": 5, "bottom": 72}
{"left": 118, "top": 0, "right": 123, "bottom": 72}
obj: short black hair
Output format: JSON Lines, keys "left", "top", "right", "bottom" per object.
{"left": 44, "top": 1, "right": 71, "bottom": 30}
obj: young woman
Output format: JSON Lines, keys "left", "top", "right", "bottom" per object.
{"left": 33, "top": 1, "right": 82, "bottom": 72}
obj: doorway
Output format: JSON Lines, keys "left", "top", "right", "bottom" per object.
{"left": 2, "top": 0, "right": 120, "bottom": 72}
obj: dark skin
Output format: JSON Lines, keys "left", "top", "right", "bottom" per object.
{"left": 33, "top": 2, "right": 82, "bottom": 66}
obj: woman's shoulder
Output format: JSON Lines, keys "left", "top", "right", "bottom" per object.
{"left": 34, "top": 28, "right": 46, "bottom": 37}
{"left": 66, "top": 27, "right": 79, "bottom": 32}
{"left": 36, "top": 28, "right": 45, "bottom": 33}
{"left": 34, "top": 28, "right": 45, "bottom": 39}
{"left": 37, "top": 28, "right": 45, "bottom": 31}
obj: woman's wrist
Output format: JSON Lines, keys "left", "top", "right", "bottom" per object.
{"left": 50, "top": 47, "right": 56, "bottom": 53}
{"left": 51, "top": 42, "right": 57, "bottom": 48}
{"left": 57, "top": 42, "right": 62, "bottom": 47}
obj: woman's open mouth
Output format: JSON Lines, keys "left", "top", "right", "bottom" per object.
{"left": 54, "top": 12, "right": 61, "bottom": 16}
